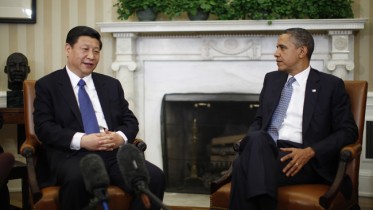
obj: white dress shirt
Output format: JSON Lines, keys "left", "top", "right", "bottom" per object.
{"left": 278, "top": 66, "right": 311, "bottom": 144}
{"left": 65, "top": 66, "right": 127, "bottom": 150}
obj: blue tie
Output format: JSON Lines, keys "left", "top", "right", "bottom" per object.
{"left": 78, "top": 79, "right": 100, "bottom": 134}
{"left": 267, "top": 77, "right": 296, "bottom": 141}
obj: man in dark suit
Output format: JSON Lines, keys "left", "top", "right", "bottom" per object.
{"left": 33, "top": 26, "right": 165, "bottom": 210}
{"left": 229, "top": 28, "right": 358, "bottom": 209}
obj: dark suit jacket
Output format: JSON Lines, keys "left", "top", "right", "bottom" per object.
{"left": 248, "top": 68, "right": 358, "bottom": 182}
{"left": 33, "top": 68, "right": 139, "bottom": 182}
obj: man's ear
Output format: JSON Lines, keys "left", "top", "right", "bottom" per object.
{"left": 4, "top": 66, "right": 7, "bottom": 74}
{"left": 299, "top": 46, "right": 308, "bottom": 59}
{"left": 65, "top": 43, "right": 72, "bottom": 56}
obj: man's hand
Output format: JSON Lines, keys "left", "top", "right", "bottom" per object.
{"left": 80, "top": 131, "right": 124, "bottom": 151}
{"left": 141, "top": 194, "right": 151, "bottom": 209}
{"left": 280, "top": 147, "right": 315, "bottom": 177}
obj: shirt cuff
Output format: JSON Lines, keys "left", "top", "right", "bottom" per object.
{"left": 116, "top": 131, "right": 128, "bottom": 144}
{"left": 70, "top": 132, "right": 85, "bottom": 150}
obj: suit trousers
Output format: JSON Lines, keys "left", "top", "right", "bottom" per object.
{"left": 229, "top": 130, "right": 324, "bottom": 210}
{"left": 56, "top": 150, "right": 165, "bottom": 210}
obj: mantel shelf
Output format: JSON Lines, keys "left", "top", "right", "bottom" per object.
{"left": 98, "top": 18, "right": 367, "bottom": 34}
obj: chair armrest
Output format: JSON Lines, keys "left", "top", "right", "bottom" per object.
{"left": 20, "top": 139, "right": 42, "bottom": 203}
{"left": 20, "top": 134, "right": 41, "bottom": 155}
{"left": 133, "top": 138, "right": 147, "bottom": 152}
{"left": 319, "top": 143, "right": 362, "bottom": 209}
{"left": 339, "top": 143, "right": 362, "bottom": 161}
{"left": 211, "top": 163, "right": 233, "bottom": 194}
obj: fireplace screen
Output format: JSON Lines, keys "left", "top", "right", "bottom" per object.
{"left": 161, "top": 93, "right": 259, "bottom": 194}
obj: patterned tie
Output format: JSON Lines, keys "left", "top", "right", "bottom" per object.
{"left": 78, "top": 79, "right": 100, "bottom": 134}
{"left": 267, "top": 77, "right": 296, "bottom": 141}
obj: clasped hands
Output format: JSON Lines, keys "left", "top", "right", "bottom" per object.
{"left": 280, "top": 147, "right": 315, "bottom": 177}
{"left": 80, "top": 130, "right": 124, "bottom": 151}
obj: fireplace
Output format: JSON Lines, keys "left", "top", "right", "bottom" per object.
{"left": 97, "top": 19, "right": 369, "bottom": 194}
{"left": 161, "top": 93, "right": 259, "bottom": 194}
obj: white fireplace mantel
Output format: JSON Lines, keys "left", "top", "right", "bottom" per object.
{"left": 99, "top": 19, "right": 366, "bottom": 33}
{"left": 98, "top": 19, "right": 367, "bottom": 98}
{"left": 98, "top": 19, "right": 367, "bottom": 103}
{"left": 97, "top": 19, "right": 372, "bottom": 196}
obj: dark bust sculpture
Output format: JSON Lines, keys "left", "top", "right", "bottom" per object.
{"left": 4, "top": 52, "right": 30, "bottom": 107}
{"left": 4, "top": 52, "right": 30, "bottom": 91}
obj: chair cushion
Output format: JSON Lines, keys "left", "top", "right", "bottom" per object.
{"left": 278, "top": 184, "right": 347, "bottom": 210}
{"left": 106, "top": 186, "right": 132, "bottom": 210}
{"left": 211, "top": 184, "right": 328, "bottom": 210}
{"left": 211, "top": 183, "right": 351, "bottom": 210}
{"left": 34, "top": 186, "right": 132, "bottom": 210}
{"left": 278, "top": 184, "right": 327, "bottom": 210}
{"left": 34, "top": 186, "right": 59, "bottom": 210}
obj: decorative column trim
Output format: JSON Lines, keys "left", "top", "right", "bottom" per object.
{"left": 111, "top": 32, "right": 138, "bottom": 111}
{"left": 112, "top": 32, "right": 138, "bottom": 72}
{"left": 326, "top": 30, "right": 355, "bottom": 79}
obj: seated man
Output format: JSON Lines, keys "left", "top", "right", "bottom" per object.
{"left": 33, "top": 26, "right": 165, "bottom": 210}
{"left": 229, "top": 28, "right": 358, "bottom": 210}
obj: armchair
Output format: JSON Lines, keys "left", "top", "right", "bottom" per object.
{"left": 210, "top": 80, "right": 368, "bottom": 210}
{"left": 20, "top": 80, "right": 146, "bottom": 210}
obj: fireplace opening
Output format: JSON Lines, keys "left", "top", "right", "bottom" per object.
{"left": 161, "top": 93, "right": 259, "bottom": 194}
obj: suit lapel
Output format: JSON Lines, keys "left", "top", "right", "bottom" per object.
{"left": 92, "top": 74, "right": 112, "bottom": 130}
{"left": 57, "top": 69, "right": 83, "bottom": 127}
{"left": 302, "top": 69, "right": 320, "bottom": 135}
{"left": 263, "top": 73, "right": 288, "bottom": 128}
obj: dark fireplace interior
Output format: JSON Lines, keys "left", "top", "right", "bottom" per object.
{"left": 161, "top": 93, "right": 259, "bottom": 194}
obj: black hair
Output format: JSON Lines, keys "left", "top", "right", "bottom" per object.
{"left": 66, "top": 26, "right": 102, "bottom": 50}
{"left": 282, "top": 28, "right": 314, "bottom": 60}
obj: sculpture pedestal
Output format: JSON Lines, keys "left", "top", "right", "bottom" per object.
{"left": 7, "top": 91, "right": 23, "bottom": 108}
